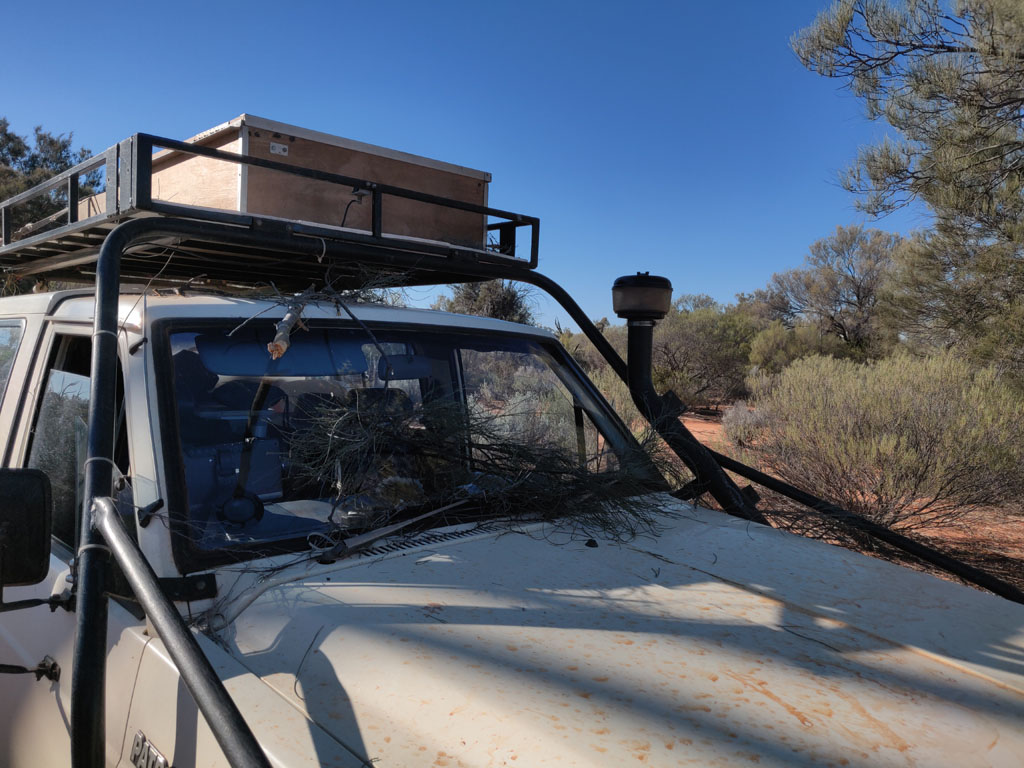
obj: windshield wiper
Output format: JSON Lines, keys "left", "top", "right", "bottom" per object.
{"left": 317, "top": 499, "right": 468, "bottom": 564}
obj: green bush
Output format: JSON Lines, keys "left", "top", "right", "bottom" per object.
{"left": 587, "top": 364, "right": 642, "bottom": 432}
{"left": 726, "top": 352, "right": 1024, "bottom": 534}
{"left": 748, "top": 321, "right": 850, "bottom": 375}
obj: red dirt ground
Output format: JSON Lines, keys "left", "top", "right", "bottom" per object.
{"left": 681, "top": 411, "right": 1024, "bottom": 594}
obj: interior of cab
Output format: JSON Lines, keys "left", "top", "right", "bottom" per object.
{"left": 165, "top": 322, "right": 631, "bottom": 556}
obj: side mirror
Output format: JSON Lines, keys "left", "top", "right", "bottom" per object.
{"left": 0, "top": 469, "right": 52, "bottom": 586}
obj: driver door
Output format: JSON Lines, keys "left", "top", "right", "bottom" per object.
{"left": 0, "top": 324, "right": 149, "bottom": 767}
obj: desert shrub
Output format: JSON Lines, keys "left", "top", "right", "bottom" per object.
{"left": 732, "top": 352, "right": 1024, "bottom": 536}
{"left": 587, "top": 364, "right": 639, "bottom": 428}
{"left": 721, "top": 401, "right": 767, "bottom": 449}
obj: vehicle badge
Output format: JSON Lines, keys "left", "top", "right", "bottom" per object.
{"left": 130, "top": 730, "right": 170, "bottom": 768}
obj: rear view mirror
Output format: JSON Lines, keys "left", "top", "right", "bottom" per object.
{"left": 0, "top": 469, "right": 52, "bottom": 586}
{"left": 378, "top": 354, "right": 434, "bottom": 381}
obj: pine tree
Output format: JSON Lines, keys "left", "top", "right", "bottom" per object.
{"left": 794, "top": 1, "right": 1024, "bottom": 380}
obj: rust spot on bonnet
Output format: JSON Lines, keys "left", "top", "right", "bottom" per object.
{"left": 725, "top": 671, "right": 813, "bottom": 728}
{"left": 834, "top": 688, "right": 912, "bottom": 753}
{"left": 592, "top": 676, "right": 609, "bottom": 683}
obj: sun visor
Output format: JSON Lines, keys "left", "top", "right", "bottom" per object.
{"left": 196, "top": 329, "right": 369, "bottom": 377}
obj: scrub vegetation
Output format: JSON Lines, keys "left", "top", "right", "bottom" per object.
{"left": 725, "top": 353, "right": 1023, "bottom": 535}
{"left": 555, "top": 1, "right": 1024, "bottom": 585}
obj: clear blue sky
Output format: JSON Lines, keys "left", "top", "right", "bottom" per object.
{"left": 2, "top": 0, "right": 928, "bottom": 328}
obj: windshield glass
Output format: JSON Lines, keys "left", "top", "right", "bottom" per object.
{"left": 166, "top": 322, "right": 646, "bottom": 555}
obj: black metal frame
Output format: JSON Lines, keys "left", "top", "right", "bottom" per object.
{"left": 622, "top": 320, "right": 764, "bottom": 523}
{"left": 70, "top": 214, "right": 742, "bottom": 768}
{"left": 1, "top": 133, "right": 540, "bottom": 287}
{"left": 1, "top": 130, "right": 1018, "bottom": 768}
{"left": 91, "top": 498, "right": 268, "bottom": 768}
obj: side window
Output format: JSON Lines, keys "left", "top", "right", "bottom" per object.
{"left": 27, "top": 336, "right": 92, "bottom": 548}
{"left": 0, "top": 319, "right": 25, "bottom": 404}
{"left": 26, "top": 334, "right": 129, "bottom": 550}
{"left": 459, "top": 346, "right": 619, "bottom": 472}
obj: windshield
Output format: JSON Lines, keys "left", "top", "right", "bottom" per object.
{"left": 164, "top": 321, "right": 648, "bottom": 559}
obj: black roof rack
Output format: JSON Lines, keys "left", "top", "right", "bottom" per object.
{"left": 0, "top": 133, "right": 539, "bottom": 290}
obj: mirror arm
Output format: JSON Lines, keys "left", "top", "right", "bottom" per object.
{"left": 0, "top": 655, "right": 60, "bottom": 682}
{"left": 0, "top": 543, "right": 73, "bottom": 614}
{"left": 0, "top": 582, "right": 73, "bottom": 614}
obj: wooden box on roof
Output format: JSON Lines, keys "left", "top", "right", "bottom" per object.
{"left": 144, "top": 114, "right": 491, "bottom": 248}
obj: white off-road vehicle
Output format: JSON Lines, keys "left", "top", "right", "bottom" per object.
{"left": 0, "top": 118, "right": 1021, "bottom": 767}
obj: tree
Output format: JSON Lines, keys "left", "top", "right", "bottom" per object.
{"left": 882, "top": 226, "right": 1024, "bottom": 379}
{"left": 1, "top": 118, "right": 95, "bottom": 295}
{"left": 794, "top": 2, "right": 1024, "bottom": 376}
{"left": 793, "top": 0, "right": 1024, "bottom": 236}
{"left": 652, "top": 296, "right": 760, "bottom": 405}
{"left": 755, "top": 225, "right": 900, "bottom": 356}
{"left": 432, "top": 280, "right": 536, "bottom": 325}
{"left": 735, "top": 286, "right": 792, "bottom": 327}
{"left": 748, "top": 321, "right": 849, "bottom": 375}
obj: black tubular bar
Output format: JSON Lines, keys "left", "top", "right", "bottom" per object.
{"left": 501, "top": 271, "right": 1024, "bottom": 604}
{"left": 71, "top": 214, "right": 1024, "bottom": 767}
{"left": 130, "top": 134, "right": 539, "bottom": 267}
{"left": 624, "top": 320, "right": 765, "bottom": 523}
{"left": 74, "top": 218, "right": 296, "bottom": 767}
{"left": 708, "top": 450, "right": 1024, "bottom": 604}
{"left": 72, "top": 211, "right": 120, "bottom": 767}
{"left": 92, "top": 498, "right": 271, "bottom": 767}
